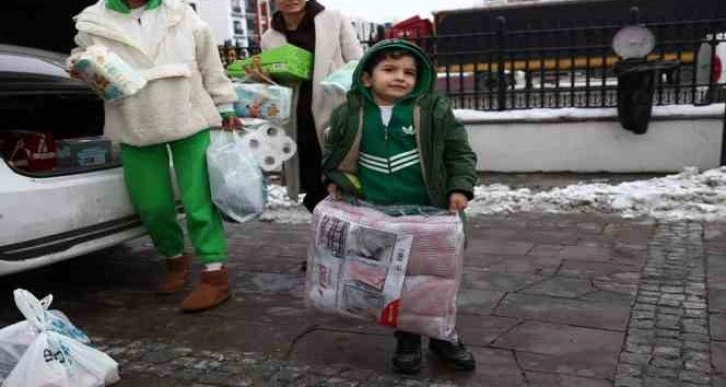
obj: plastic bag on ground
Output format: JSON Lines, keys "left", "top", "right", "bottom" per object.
{"left": 306, "top": 199, "right": 465, "bottom": 341}
{"left": 207, "top": 130, "right": 267, "bottom": 223}
{"left": 0, "top": 294, "right": 90, "bottom": 381}
{"left": 2, "top": 289, "right": 119, "bottom": 387}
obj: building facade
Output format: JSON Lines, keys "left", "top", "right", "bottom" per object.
{"left": 188, "top": 0, "right": 271, "bottom": 47}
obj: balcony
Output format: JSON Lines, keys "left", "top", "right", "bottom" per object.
{"left": 231, "top": 6, "right": 242, "bottom": 14}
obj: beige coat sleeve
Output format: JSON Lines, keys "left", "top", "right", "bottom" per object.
{"left": 338, "top": 12, "right": 364, "bottom": 62}
{"left": 191, "top": 11, "right": 237, "bottom": 106}
{"left": 69, "top": 31, "right": 94, "bottom": 61}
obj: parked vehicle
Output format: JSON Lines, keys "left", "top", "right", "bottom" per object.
{"left": 0, "top": 45, "right": 147, "bottom": 276}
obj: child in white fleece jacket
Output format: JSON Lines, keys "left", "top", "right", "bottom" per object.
{"left": 72, "top": 0, "right": 238, "bottom": 312}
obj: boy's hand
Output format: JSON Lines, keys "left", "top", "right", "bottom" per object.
{"left": 448, "top": 192, "right": 468, "bottom": 213}
{"left": 327, "top": 183, "right": 341, "bottom": 200}
{"left": 222, "top": 116, "right": 241, "bottom": 131}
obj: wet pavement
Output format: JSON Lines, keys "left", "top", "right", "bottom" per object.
{"left": 1, "top": 213, "right": 725, "bottom": 386}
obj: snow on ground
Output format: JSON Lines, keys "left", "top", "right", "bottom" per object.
{"left": 260, "top": 185, "right": 312, "bottom": 223}
{"left": 454, "top": 104, "right": 725, "bottom": 123}
{"left": 469, "top": 167, "right": 726, "bottom": 221}
{"left": 260, "top": 167, "right": 726, "bottom": 223}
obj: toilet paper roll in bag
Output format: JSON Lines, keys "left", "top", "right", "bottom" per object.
{"left": 239, "top": 119, "right": 297, "bottom": 172}
{"left": 67, "top": 45, "right": 146, "bottom": 102}
{"left": 239, "top": 135, "right": 283, "bottom": 171}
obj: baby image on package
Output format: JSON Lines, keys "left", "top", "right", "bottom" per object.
{"left": 233, "top": 83, "right": 292, "bottom": 122}
{"left": 67, "top": 45, "right": 146, "bottom": 102}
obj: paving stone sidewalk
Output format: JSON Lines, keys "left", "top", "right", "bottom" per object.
{"left": 1, "top": 213, "right": 726, "bottom": 386}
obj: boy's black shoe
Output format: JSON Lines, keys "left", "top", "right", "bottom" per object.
{"left": 392, "top": 331, "right": 422, "bottom": 374}
{"left": 429, "top": 338, "right": 476, "bottom": 371}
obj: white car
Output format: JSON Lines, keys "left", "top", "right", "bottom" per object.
{"left": 0, "top": 45, "right": 147, "bottom": 276}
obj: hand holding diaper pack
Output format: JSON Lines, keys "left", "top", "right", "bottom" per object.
{"left": 67, "top": 45, "right": 146, "bottom": 102}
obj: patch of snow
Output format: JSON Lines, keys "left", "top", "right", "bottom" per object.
{"left": 260, "top": 167, "right": 726, "bottom": 223}
{"left": 455, "top": 104, "right": 725, "bottom": 123}
{"left": 261, "top": 185, "right": 312, "bottom": 223}
{"left": 469, "top": 166, "right": 726, "bottom": 221}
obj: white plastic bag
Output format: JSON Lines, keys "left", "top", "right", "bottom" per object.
{"left": 207, "top": 131, "right": 267, "bottom": 223}
{"left": 321, "top": 61, "right": 359, "bottom": 95}
{"left": 0, "top": 294, "right": 90, "bottom": 380}
{"left": 2, "top": 289, "right": 119, "bottom": 387}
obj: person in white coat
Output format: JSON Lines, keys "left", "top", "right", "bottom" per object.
{"left": 71, "top": 0, "right": 239, "bottom": 312}
{"left": 260, "top": 0, "right": 363, "bottom": 212}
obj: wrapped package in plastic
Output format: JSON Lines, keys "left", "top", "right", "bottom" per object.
{"left": 306, "top": 199, "right": 464, "bottom": 341}
{"left": 233, "top": 83, "right": 292, "bottom": 122}
{"left": 237, "top": 119, "right": 296, "bottom": 172}
{"left": 67, "top": 45, "right": 146, "bottom": 102}
{"left": 227, "top": 44, "right": 313, "bottom": 81}
{"left": 0, "top": 293, "right": 90, "bottom": 381}
{"left": 207, "top": 130, "right": 267, "bottom": 223}
{"left": 1, "top": 289, "right": 118, "bottom": 387}
{"left": 320, "top": 61, "right": 359, "bottom": 95}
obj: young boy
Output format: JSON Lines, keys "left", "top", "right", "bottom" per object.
{"left": 322, "top": 39, "right": 478, "bottom": 374}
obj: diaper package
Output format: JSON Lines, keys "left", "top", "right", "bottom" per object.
{"left": 233, "top": 83, "right": 292, "bottom": 122}
{"left": 67, "top": 45, "right": 146, "bottom": 102}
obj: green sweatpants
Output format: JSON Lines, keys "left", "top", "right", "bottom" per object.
{"left": 120, "top": 130, "right": 227, "bottom": 264}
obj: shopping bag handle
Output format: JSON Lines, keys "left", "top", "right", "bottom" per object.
{"left": 210, "top": 129, "right": 249, "bottom": 151}
{"left": 13, "top": 288, "right": 50, "bottom": 331}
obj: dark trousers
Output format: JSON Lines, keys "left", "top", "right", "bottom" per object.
{"left": 297, "top": 110, "right": 326, "bottom": 213}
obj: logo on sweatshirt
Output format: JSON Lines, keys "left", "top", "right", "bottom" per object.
{"left": 360, "top": 150, "right": 420, "bottom": 174}
{"left": 401, "top": 125, "right": 415, "bottom": 136}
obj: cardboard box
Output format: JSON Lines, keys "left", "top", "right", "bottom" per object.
{"left": 227, "top": 44, "right": 313, "bottom": 82}
{"left": 56, "top": 137, "right": 112, "bottom": 168}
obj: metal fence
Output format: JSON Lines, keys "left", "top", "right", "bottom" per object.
{"left": 220, "top": 9, "right": 726, "bottom": 112}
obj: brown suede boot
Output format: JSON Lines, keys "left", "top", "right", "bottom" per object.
{"left": 180, "top": 267, "right": 231, "bottom": 312}
{"left": 157, "top": 255, "right": 190, "bottom": 294}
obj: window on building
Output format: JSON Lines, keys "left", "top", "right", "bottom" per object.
{"left": 245, "top": 0, "right": 256, "bottom": 13}
{"left": 231, "top": 0, "right": 242, "bottom": 13}
{"left": 233, "top": 20, "right": 244, "bottom": 34}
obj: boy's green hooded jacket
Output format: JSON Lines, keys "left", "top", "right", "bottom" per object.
{"left": 322, "top": 39, "right": 478, "bottom": 209}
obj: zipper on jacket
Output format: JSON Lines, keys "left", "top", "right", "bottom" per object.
{"left": 384, "top": 107, "right": 391, "bottom": 174}
{"left": 413, "top": 99, "right": 435, "bottom": 205}
{"left": 76, "top": 3, "right": 184, "bottom": 63}
{"left": 78, "top": 21, "right": 150, "bottom": 61}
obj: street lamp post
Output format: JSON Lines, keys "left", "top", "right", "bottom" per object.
{"left": 611, "top": 8, "right": 679, "bottom": 134}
